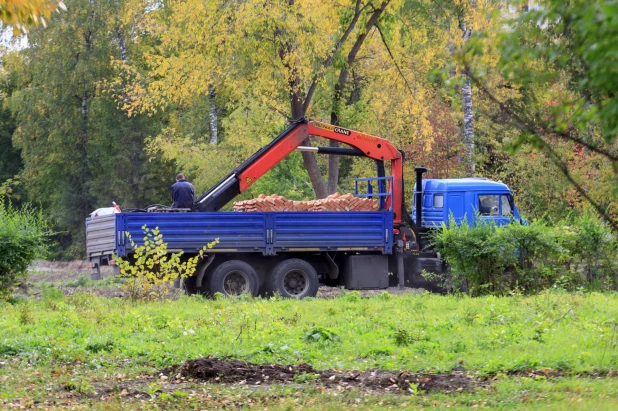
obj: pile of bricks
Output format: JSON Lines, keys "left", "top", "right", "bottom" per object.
{"left": 309, "top": 192, "right": 379, "bottom": 211}
{"left": 233, "top": 193, "right": 379, "bottom": 212}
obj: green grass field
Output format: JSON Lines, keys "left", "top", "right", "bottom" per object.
{"left": 2, "top": 290, "right": 618, "bottom": 409}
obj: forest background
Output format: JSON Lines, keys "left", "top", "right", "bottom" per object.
{"left": 1, "top": 0, "right": 617, "bottom": 259}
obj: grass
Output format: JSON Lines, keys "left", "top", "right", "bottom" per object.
{"left": 2, "top": 290, "right": 618, "bottom": 408}
{"left": 27, "top": 273, "right": 126, "bottom": 288}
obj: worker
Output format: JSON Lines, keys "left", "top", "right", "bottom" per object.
{"left": 171, "top": 173, "right": 195, "bottom": 209}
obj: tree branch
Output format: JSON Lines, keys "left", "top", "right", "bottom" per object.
{"left": 464, "top": 67, "right": 617, "bottom": 230}
{"left": 267, "top": 104, "right": 293, "bottom": 121}
{"left": 375, "top": 23, "right": 414, "bottom": 97}
{"left": 466, "top": 67, "right": 618, "bottom": 163}
{"left": 302, "top": 0, "right": 367, "bottom": 112}
{"left": 537, "top": 135, "right": 617, "bottom": 231}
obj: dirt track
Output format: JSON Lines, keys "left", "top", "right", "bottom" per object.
{"left": 25, "top": 260, "right": 425, "bottom": 298}
{"left": 165, "top": 357, "right": 482, "bottom": 394}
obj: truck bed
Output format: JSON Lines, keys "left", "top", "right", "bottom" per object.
{"left": 86, "top": 211, "right": 393, "bottom": 260}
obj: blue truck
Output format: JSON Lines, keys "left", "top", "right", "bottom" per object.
{"left": 414, "top": 178, "right": 524, "bottom": 228}
{"left": 86, "top": 119, "right": 524, "bottom": 297}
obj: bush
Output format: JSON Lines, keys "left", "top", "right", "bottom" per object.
{"left": 569, "top": 211, "right": 618, "bottom": 288}
{"left": 115, "top": 225, "right": 218, "bottom": 300}
{"left": 0, "top": 200, "right": 47, "bottom": 299}
{"left": 430, "top": 217, "right": 518, "bottom": 295}
{"left": 430, "top": 212, "right": 618, "bottom": 295}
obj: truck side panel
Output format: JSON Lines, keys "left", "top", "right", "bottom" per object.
{"left": 110, "top": 211, "right": 393, "bottom": 257}
{"left": 273, "top": 212, "right": 392, "bottom": 254}
{"left": 119, "top": 212, "right": 267, "bottom": 256}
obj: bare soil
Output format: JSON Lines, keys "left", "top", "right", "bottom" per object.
{"left": 27, "top": 260, "right": 115, "bottom": 283}
{"left": 316, "top": 286, "right": 425, "bottom": 299}
{"left": 164, "top": 357, "right": 483, "bottom": 394}
{"left": 25, "top": 260, "right": 425, "bottom": 299}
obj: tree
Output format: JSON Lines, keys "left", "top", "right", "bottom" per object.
{"left": 463, "top": 0, "right": 618, "bottom": 228}
{"left": 115, "top": 0, "right": 401, "bottom": 199}
{"left": 327, "top": 1, "right": 391, "bottom": 194}
{"left": 0, "top": 68, "right": 20, "bottom": 186}
{"left": 0, "top": 53, "right": 24, "bottom": 203}
{"left": 8, "top": 0, "right": 171, "bottom": 257}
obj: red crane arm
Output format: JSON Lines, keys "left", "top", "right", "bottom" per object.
{"left": 237, "top": 120, "right": 404, "bottom": 225}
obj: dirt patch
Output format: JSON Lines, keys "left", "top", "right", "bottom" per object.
{"left": 32, "top": 259, "right": 91, "bottom": 271}
{"left": 27, "top": 260, "right": 116, "bottom": 283}
{"left": 317, "top": 286, "right": 426, "bottom": 299}
{"left": 25, "top": 260, "right": 426, "bottom": 299}
{"left": 165, "top": 357, "right": 483, "bottom": 394}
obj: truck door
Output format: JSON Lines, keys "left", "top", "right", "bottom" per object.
{"left": 477, "top": 194, "right": 512, "bottom": 226}
{"left": 447, "top": 193, "right": 464, "bottom": 226}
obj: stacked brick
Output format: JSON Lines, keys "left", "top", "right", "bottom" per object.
{"left": 308, "top": 192, "right": 379, "bottom": 211}
{"left": 233, "top": 193, "right": 379, "bottom": 212}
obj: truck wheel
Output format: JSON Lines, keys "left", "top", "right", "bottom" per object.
{"left": 183, "top": 275, "right": 198, "bottom": 295}
{"left": 209, "top": 260, "right": 259, "bottom": 297}
{"left": 269, "top": 259, "right": 318, "bottom": 299}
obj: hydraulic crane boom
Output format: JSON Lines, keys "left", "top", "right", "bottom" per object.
{"left": 195, "top": 119, "right": 405, "bottom": 225}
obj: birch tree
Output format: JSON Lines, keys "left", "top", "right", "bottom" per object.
{"left": 458, "top": 1, "right": 476, "bottom": 176}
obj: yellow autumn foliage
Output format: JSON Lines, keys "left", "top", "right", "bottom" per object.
{"left": 0, "top": 0, "right": 66, "bottom": 34}
{"left": 108, "top": 0, "right": 521, "bottom": 198}
{"left": 115, "top": 225, "right": 219, "bottom": 300}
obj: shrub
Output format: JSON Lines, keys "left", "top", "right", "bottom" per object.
{"left": 430, "top": 217, "right": 518, "bottom": 295}
{"left": 497, "top": 220, "right": 569, "bottom": 293}
{"left": 0, "top": 200, "right": 47, "bottom": 299}
{"left": 115, "top": 225, "right": 218, "bottom": 300}
{"left": 430, "top": 213, "right": 618, "bottom": 295}
{"left": 85, "top": 340, "right": 114, "bottom": 354}
{"left": 568, "top": 211, "right": 618, "bottom": 288}
{"left": 392, "top": 327, "right": 429, "bottom": 347}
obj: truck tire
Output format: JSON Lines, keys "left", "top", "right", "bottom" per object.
{"left": 269, "top": 259, "right": 319, "bottom": 299}
{"left": 209, "top": 260, "right": 259, "bottom": 297}
{"left": 182, "top": 275, "right": 198, "bottom": 295}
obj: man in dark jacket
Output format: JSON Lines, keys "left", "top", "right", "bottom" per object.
{"left": 171, "top": 174, "right": 195, "bottom": 209}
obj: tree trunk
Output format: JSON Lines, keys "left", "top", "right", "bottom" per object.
{"left": 279, "top": 30, "right": 328, "bottom": 198}
{"left": 328, "top": 84, "right": 342, "bottom": 195}
{"left": 461, "top": 73, "right": 475, "bottom": 176}
{"left": 279, "top": 0, "right": 391, "bottom": 199}
{"left": 208, "top": 85, "right": 218, "bottom": 145}
{"left": 291, "top": 94, "right": 327, "bottom": 198}
{"left": 327, "top": 0, "right": 390, "bottom": 194}
{"left": 459, "top": 14, "right": 475, "bottom": 176}
{"left": 77, "top": 3, "right": 96, "bottom": 231}
{"left": 116, "top": 27, "right": 128, "bottom": 62}
{"left": 81, "top": 91, "right": 88, "bottom": 122}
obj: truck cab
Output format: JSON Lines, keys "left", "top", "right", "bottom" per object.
{"left": 412, "top": 178, "right": 524, "bottom": 227}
